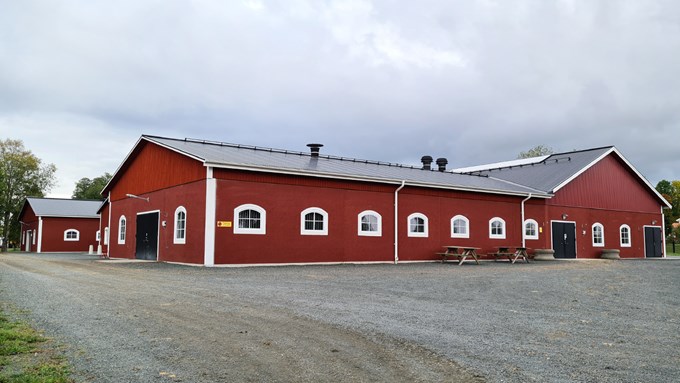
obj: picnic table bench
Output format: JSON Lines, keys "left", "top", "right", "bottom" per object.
{"left": 436, "top": 246, "right": 481, "bottom": 266}
{"left": 490, "top": 246, "right": 530, "bottom": 264}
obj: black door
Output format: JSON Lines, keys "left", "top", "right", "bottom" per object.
{"left": 135, "top": 212, "right": 159, "bottom": 260}
{"left": 644, "top": 227, "right": 663, "bottom": 258}
{"left": 552, "top": 222, "right": 576, "bottom": 259}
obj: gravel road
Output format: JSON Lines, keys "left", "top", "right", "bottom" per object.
{"left": 1, "top": 253, "right": 679, "bottom": 382}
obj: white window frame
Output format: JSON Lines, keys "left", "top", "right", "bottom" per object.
{"left": 524, "top": 219, "right": 539, "bottom": 240}
{"left": 104, "top": 227, "right": 109, "bottom": 246}
{"left": 96, "top": 230, "right": 101, "bottom": 241}
{"left": 64, "top": 229, "right": 80, "bottom": 241}
{"left": 619, "top": 224, "right": 631, "bottom": 247}
{"left": 32, "top": 230, "right": 37, "bottom": 245}
{"left": 592, "top": 223, "right": 605, "bottom": 247}
{"left": 174, "top": 206, "right": 188, "bottom": 243}
{"left": 300, "top": 207, "right": 328, "bottom": 236}
{"left": 451, "top": 215, "right": 470, "bottom": 239}
{"left": 234, "top": 204, "right": 267, "bottom": 235}
{"left": 407, "top": 212, "right": 428, "bottom": 238}
{"left": 489, "top": 217, "right": 506, "bottom": 239}
{"left": 22, "top": 230, "right": 26, "bottom": 244}
{"left": 358, "top": 210, "right": 382, "bottom": 237}
{"left": 118, "top": 216, "right": 126, "bottom": 244}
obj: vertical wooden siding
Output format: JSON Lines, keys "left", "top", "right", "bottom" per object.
{"left": 548, "top": 154, "right": 660, "bottom": 213}
{"left": 110, "top": 142, "right": 206, "bottom": 202}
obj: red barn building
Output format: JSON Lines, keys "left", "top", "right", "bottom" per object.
{"left": 19, "top": 198, "right": 102, "bottom": 253}
{"left": 98, "top": 135, "right": 671, "bottom": 265}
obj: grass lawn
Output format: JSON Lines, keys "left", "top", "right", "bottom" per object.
{"left": 0, "top": 304, "right": 72, "bottom": 383}
{"left": 667, "top": 243, "right": 680, "bottom": 257}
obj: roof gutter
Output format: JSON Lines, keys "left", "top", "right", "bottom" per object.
{"left": 394, "top": 181, "right": 406, "bottom": 264}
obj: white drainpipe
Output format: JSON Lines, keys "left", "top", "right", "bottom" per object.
{"left": 521, "top": 193, "right": 532, "bottom": 248}
{"left": 394, "top": 180, "right": 406, "bottom": 264}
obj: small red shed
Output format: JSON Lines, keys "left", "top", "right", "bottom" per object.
{"left": 98, "top": 135, "right": 671, "bottom": 265}
{"left": 19, "top": 198, "right": 102, "bottom": 253}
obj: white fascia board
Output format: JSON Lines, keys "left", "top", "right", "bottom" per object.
{"left": 551, "top": 147, "right": 672, "bottom": 209}
{"left": 142, "top": 136, "right": 206, "bottom": 163}
{"left": 37, "top": 215, "right": 100, "bottom": 219}
{"left": 203, "top": 162, "right": 552, "bottom": 199}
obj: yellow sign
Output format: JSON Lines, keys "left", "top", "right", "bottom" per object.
{"left": 217, "top": 221, "right": 232, "bottom": 228}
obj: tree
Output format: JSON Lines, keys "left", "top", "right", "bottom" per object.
{"left": 656, "top": 180, "right": 680, "bottom": 236}
{"left": 72, "top": 173, "right": 112, "bottom": 200}
{"left": 517, "top": 145, "right": 554, "bottom": 159}
{"left": 0, "top": 139, "right": 56, "bottom": 252}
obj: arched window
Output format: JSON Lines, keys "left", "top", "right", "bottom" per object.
{"left": 524, "top": 219, "right": 539, "bottom": 240}
{"left": 64, "top": 229, "right": 80, "bottom": 241}
{"left": 407, "top": 213, "right": 428, "bottom": 238}
{"left": 619, "top": 224, "right": 631, "bottom": 247}
{"left": 592, "top": 223, "right": 604, "bottom": 247}
{"left": 301, "top": 207, "right": 328, "bottom": 235}
{"left": 451, "top": 215, "right": 470, "bottom": 238}
{"left": 173, "top": 206, "right": 187, "bottom": 243}
{"left": 234, "top": 204, "right": 266, "bottom": 235}
{"left": 358, "top": 210, "right": 382, "bottom": 236}
{"left": 118, "top": 216, "right": 126, "bottom": 244}
{"left": 489, "top": 217, "right": 506, "bottom": 239}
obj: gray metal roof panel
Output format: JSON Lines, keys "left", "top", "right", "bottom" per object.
{"left": 145, "top": 136, "right": 549, "bottom": 196}
{"left": 27, "top": 198, "right": 102, "bottom": 218}
{"left": 456, "top": 147, "right": 613, "bottom": 193}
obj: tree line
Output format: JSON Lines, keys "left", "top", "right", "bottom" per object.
{"left": 656, "top": 180, "right": 680, "bottom": 241}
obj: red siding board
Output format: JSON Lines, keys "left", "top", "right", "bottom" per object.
{"left": 549, "top": 155, "right": 660, "bottom": 213}
{"left": 108, "top": 180, "right": 206, "bottom": 264}
{"left": 39, "top": 217, "right": 99, "bottom": 252}
{"left": 109, "top": 142, "right": 205, "bottom": 202}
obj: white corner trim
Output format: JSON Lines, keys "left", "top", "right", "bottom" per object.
{"left": 204, "top": 172, "right": 216, "bottom": 267}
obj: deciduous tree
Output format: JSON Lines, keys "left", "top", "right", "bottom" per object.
{"left": 517, "top": 145, "right": 554, "bottom": 159}
{"left": 72, "top": 173, "right": 112, "bottom": 200}
{"left": 0, "top": 139, "right": 56, "bottom": 252}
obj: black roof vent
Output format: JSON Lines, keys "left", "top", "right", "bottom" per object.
{"left": 421, "top": 155, "right": 433, "bottom": 170}
{"left": 306, "top": 143, "right": 324, "bottom": 157}
{"left": 436, "top": 157, "right": 448, "bottom": 172}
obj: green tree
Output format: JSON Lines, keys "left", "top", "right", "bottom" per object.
{"left": 656, "top": 180, "right": 680, "bottom": 236}
{"left": 517, "top": 145, "right": 554, "bottom": 159}
{"left": 72, "top": 173, "right": 112, "bottom": 200}
{"left": 0, "top": 139, "right": 56, "bottom": 252}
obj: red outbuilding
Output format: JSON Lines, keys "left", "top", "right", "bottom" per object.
{"left": 98, "top": 135, "right": 671, "bottom": 265}
{"left": 19, "top": 198, "right": 102, "bottom": 253}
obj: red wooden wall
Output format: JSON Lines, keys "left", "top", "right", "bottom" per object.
{"left": 108, "top": 141, "right": 206, "bottom": 202}
{"left": 40, "top": 217, "right": 99, "bottom": 252}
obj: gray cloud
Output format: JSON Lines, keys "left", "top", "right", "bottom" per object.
{"left": 1, "top": 0, "right": 678, "bottom": 197}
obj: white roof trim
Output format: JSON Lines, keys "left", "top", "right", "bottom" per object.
{"left": 452, "top": 156, "right": 550, "bottom": 173}
{"left": 552, "top": 147, "right": 671, "bottom": 208}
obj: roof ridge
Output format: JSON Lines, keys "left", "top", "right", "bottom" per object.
{"left": 156, "top": 135, "right": 430, "bottom": 171}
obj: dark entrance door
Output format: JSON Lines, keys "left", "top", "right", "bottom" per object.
{"left": 135, "top": 212, "right": 159, "bottom": 260}
{"left": 644, "top": 227, "right": 663, "bottom": 258}
{"left": 552, "top": 222, "right": 576, "bottom": 259}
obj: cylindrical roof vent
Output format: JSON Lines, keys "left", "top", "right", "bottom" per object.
{"left": 436, "top": 157, "right": 448, "bottom": 172}
{"left": 421, "top": 155, "right": 433, "bottom": 170}
{"left": 306, "top": 143, "right": 324, "bottom": 157}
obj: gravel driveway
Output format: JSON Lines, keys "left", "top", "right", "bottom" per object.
{"left": 1, "top": 253, "right": 679, "bottom": 382}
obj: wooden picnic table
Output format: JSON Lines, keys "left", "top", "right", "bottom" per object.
{"left": 491, "top": 246, "right": 530, "bottom": 264}
{"left": 436, "top": 246, "right": 481, "bottom": 266}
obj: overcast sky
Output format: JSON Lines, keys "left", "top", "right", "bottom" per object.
{"left": 1, "top": 0, "right": 679, "bottom": 198}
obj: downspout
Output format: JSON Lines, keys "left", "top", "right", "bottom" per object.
{"left": 107, "top": 191, "right": 112, "bottom": 258}
{"left": 37, "top": 217, "right": 43, "bottom": 253}
{"left": 661, "top": 206, "right": 667, "bottom": 258}
{"left": 394, "top": 181, "right": 406, "bottom": 264}
{"left": 521, "top": 193, "right": 532, "bottom": 248}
